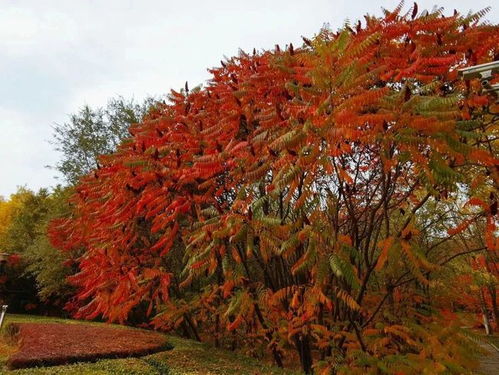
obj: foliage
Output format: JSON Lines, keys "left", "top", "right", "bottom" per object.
{"left": 0, "top": 193, "right": 26, "bottom": 242}
{"left": 23, "top": 187, "right": 76, "bottom": 303}
{"left": 51, "top": 96, "right": 157, "bottom": 185}
{"left": 0, "top": 188, "right": 51, "bottom": 255}
{"left": 0, "top": 188, "right": 34, "bottom": 252}
{"left": 0, "top": 188, "right": 44, "bottom": 311}
{"left": 49, "top": 4, "right": 499, "bottom": 374}
{"left": 0, "top": 187, "right": 74, "bottom": 310}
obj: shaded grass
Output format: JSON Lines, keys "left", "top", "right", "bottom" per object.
{"left": 0, "top": 314, "right": 299, "bottom": 375}
{"left": 148, "top": 335, "right": 298, "bottom": 375}
{"left": 2, "top": 314, "right": 129, "bottom": 328}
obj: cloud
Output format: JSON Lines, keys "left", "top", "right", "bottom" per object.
{"left": 0, "top": 7, "right": 79, "bottom": 58}
{"left": 0, "top": 0, "right": 497, "bottom": 196}
{"left": 0, "top": 107, "right": 61, "bottom": 197}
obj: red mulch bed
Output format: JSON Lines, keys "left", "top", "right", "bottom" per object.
{"left": 6, "top": 322, "right": 171, "bottom": 369}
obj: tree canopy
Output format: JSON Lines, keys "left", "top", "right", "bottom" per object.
{"left": 49, "top": 4, "right": 498, "bottom": 374}
{"left": 0, "top": 187, "right": 74, "bottom": 311}
{"left": 51, "top": 97, "right": 156, "bottom": 184}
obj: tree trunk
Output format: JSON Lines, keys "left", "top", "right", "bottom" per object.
{"left": 215, "top": 313, "right": 220, "bottom": 348}
{"left": 184, "top": 313, "right": 201, "bottom": 341}
{"left": 487, "top": 284, "right": 498, "bottom": 332}
{"left": 479, "top": 288, "right": 492, "bottom": 335}
{"left": 294, "top": 335, "right": 313, "bottom": 374}
{"left": 254, "top": 303, "right": 284, "bottom": 367}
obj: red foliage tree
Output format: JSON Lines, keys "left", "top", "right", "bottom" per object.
{"left": 50, "top": 4, "right": 498, "bottom": 374}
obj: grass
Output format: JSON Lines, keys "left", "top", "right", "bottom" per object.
{"left": 0, "top": 314, "right": 299, "bottom": 375}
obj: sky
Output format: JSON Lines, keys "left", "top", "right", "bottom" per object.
{"left": 0, "top": 0, "right": 497, "bottom": 198}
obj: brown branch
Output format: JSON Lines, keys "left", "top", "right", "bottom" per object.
{"left": 438, "top": 246, "right": 487, "bottom": 266}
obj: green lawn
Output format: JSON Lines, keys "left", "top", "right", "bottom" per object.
{"left": 0, "top": 314, "right": 299, "bottom": 375}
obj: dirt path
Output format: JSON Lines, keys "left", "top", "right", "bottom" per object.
{"left": 478, "top": 342, "right": 499, "bottom": 375}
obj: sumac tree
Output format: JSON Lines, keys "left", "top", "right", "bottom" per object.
{"left": 50, "top": 4, "right": 498, "bottom": 374}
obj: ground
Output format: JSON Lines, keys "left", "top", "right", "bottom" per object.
{"left": 0, "top": 314, "right": 298, "bottom": 375}
{"left": 479, "top": 335, "right": 499, "bottom": 375}
{"left": 1, "top": 314, "right": 497, "bottom": 374}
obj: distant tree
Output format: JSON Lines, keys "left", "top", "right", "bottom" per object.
{"left": 0, "top": 187, "right": 75, "bottom": 312}
{"left": 0, "top": 191, "right": 26, "bottom": 242}
{"left": 51, "top": 96, "right": 156, "bottom": 185}
{"left": 23, "top": 186, "right": 76, "bottom": 305}
{"left": 0, "top": 187, "right": 36, "bottom": 253}
{"left": 0, "top": 188, "right": 46, "bottom": 311}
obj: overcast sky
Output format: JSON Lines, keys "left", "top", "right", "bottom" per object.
{"left": 0, "top": 0, "right": 497, "bottom": 198}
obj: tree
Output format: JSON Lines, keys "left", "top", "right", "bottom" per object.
{"left": 51, "top": 96, "right": 156, "bottom": 185}
{"left": 0, "top": 187, "right": 39, "bottom": 254}
{"left": 50, "top": 4, "right": 498, "bottom": 374}
{"left": 0, "top": 188, "right": 47, "bottom": 312}
{"left": 0, "top": 192, "right": 24, "bottom": 242}
{"left": 0, "top": 187, "right": 75, "bottom": 312}
{"left": 23, "top": 186, "right": 76, "bottom": 305}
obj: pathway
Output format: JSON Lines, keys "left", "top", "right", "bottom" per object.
{"left": 478, "top": 341, "right": 499, "bottom": 375}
